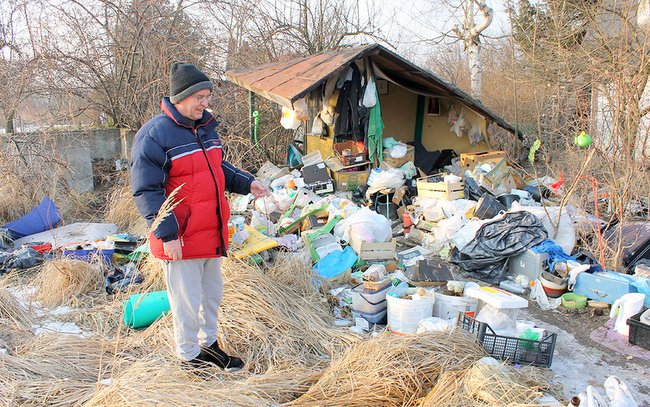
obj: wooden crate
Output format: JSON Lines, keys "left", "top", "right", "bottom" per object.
{"left": 416, "top": 173, "right": 464, "bottom": 200}
{"left": 459, "top": 150, "right": 507, "bottom": 169}
{"left": 349, "top": 234, "right": 396, "bottom": 261}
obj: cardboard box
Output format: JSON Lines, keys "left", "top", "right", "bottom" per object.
{"left": 334, "top": 140, "right": 366, "bottom": 166}
{"left": 416, "top": 173, "right": 464, "bottom": 200}
{"left": 383, "top": 144, "right": 415, "bottom": 168}
{"left": 325, "top": 158, "right": 370, "bottom": 191}
{"left": 460, "top": 150, "right": 507, "bottom": 169}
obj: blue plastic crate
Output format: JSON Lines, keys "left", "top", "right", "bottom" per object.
{"left": 62, "top": 248, "right": 114, "bottom": 266}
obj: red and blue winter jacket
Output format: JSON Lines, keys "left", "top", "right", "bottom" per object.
{"left": 131, "top": 97, "right": 254, "bottom": 260}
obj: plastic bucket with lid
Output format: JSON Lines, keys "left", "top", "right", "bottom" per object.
{"left": 123, "top": 290, "right": 171, "bottom": 329}
{"left": 387, "top": 288, "right": 435, "bottom": 333}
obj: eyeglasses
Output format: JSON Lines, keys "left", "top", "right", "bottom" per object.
{"left": 193, "top": 94, "right": 211, "bottom": 103}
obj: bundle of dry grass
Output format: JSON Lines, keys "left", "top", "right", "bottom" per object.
{"left": 136, "top": 253, "right": 166, "bottom": 292}
{"left": 0, "top": 334, "right": 134, "bottom": 406}
{"left": 60, "top": 293, "right": 126, "bottom": 338}
{"left": 419, "top": 359, "right": 551, "bottom": 406}
{"left": 218, "top": 257, "right": 360, "bottom": 373}
{"left": 0, "top": 285, "right": 33, "bottom": 328}
{"left": 265, "top": 252, "right": 319, "bottom": 296}
{"left": 103, "top": 181, "right": 147, "bottom": 236}
{"left": 35, "top": 258, "right": 104, "bottom": 307}
{"left": 85, "top": 357, "right": 322, "bottom": 406}
{"left": 288, "top": 332, "right": 485, "bottom": 406}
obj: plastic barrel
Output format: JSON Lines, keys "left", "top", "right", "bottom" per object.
{"left": 123, "top": 290, "right": 170, "bottom": 329}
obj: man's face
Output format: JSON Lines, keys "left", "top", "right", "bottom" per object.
{"left": 175, "top": 89, "right": 211, "bottom": 121}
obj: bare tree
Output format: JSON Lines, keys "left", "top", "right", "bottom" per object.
{"left": 451, "top": 0, "right": 494, "bottom": 100}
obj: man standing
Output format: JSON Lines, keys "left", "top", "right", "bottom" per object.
{"left": 131, "top": 62, "right": 268, "bottom": 372}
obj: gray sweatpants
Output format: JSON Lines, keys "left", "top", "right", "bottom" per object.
{"left": 162, "top": 257, "right": 223, "bottom": 361}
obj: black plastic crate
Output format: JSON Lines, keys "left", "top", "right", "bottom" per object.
{"left": 627, "top": 308, "right": 650, "bottom": 351}
{"left": 458, "top": 314, "right": 557, "bottom": 368}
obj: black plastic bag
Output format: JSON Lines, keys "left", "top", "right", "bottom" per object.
{"left": 450, "top": 211, "right": 548, "bottom": 283}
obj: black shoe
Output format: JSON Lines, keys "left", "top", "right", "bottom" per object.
{"left": 181, "top": 350, "right": 219, "bottom": 376}
{"left": 203, "top": 341, "right": 245, "bottom": 372}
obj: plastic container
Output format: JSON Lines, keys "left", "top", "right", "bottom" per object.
{"left": 374, "top": 193, "right": 398, "bottom": 220}
{"left": 353, "top": 309, "right": 388, "bottom": 330}
{"left": 123, "top": 290, "right": 171, "bottom": 329}
{"left": 474, "top": 193, "right": 506, "bottom": 220}
{"left": 610, "top": 293, "right": 646, "bottom": 336}
{"left": 561, "top": 292, "right": 587, "bottom": 309}
{"left": 352, "top": 283, "right": 391, "bottom": 314}
{"left": 496, "top": 194, "right": 520, "bottom": 209}
{"left": 433, "top": 293, "right": 478, "bottom": 322}
{"left": 458, "top": 314, "right": 557, "bottom": 368}
{"left": 387, "top": 288, "right": 435, "bottom": 334}
{"left": 627, "top": 308, "right": 650, "bottom": 350}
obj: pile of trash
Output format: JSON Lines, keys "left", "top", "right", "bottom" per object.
{"left": 1, "top": 141, "right": 648, "bottom": 405}
{"left": 225, "top": 142, "right": 650, "bottom": 376}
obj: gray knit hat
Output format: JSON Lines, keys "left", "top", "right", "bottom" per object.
{"left": 169, "top": 62, "right": 214, "bottom": 104}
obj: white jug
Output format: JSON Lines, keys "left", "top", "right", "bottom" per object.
{"left": 609, "top": 293, "right": 646, "bottom": 336}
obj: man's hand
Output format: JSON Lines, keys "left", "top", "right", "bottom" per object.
{"left": 163, "top": 239, "right": 183, "bottom": 261}
{"left": 250, "top": 180, "right": 269, "bottom": 198}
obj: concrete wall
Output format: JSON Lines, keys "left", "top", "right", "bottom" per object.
{"left": 2, "top": 128, "right": 125, "bottom": 193}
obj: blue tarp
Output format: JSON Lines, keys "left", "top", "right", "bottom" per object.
{"left": 3, "top": 196, "right": 62, "bottom": 240}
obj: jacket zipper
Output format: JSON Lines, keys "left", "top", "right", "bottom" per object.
{"left": 194, "top": 127, "right": 226, "bottom": 256}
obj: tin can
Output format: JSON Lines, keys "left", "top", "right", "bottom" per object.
{"left": 227, "top": 221, "right": 235, "bottom": 241}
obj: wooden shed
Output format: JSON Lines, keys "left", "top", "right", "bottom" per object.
{"left": 225, "top": 44, "right": 519, "bottom": 170}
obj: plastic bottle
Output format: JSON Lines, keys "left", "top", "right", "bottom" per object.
{"left": 499, "top": 280, "right": 528, "bottom": 295}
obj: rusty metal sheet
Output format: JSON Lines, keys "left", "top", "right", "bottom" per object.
{"left": 225, "top": 44, "right": 520, "bottom": 137}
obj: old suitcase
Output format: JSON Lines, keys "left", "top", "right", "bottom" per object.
{"left": 604, "top": 221, "right": 650, "bottom": 269}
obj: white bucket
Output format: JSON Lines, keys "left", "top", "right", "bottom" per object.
{"left": 387, "top": 289, "right": 435, "bottom": 334}
{"left": 610, "top": 293, "right": 646, "bottom": 336}
{"left": 433, "top": 293, "right": 478, "bottom": 322}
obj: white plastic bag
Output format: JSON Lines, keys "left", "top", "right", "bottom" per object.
{"left": 389, "top": 143, "right": 408, "bottom": 158}
{"left": 468, "top": 122, "right": 484, "bottom": 144}
{"left": 250, "top": 211, "right": 276, "bottom": 236}
{"left": 530, "top": 279, "right": 561, "bottom": 310}
{"left": 255, "top": 196, "right": 279, "bottom": 215}
{"left": 369, "top": 169, "right": 404, "bottom": 190}
{"left": 333, "top": 207, "right": 392, "bottom": 244}
{"left": 293, "top": 98, "right": 309, "bottom": 121}
{"left": 604, "top": 376, "right": 638, "bottom": 407}
{"left": 362, "top": 76, "right": 377, "bottom": 108}
{"left": 450, "top": 108, "right": 467, "bottom": 138}
{"left": 280, "top": 106, "right": 301, "bottom": 130}
{"left": 416, "top": 317, "right": 451, "bottom": 334}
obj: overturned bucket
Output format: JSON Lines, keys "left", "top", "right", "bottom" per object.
{"left": 123, "top": 290, "right": 170, "bottom": 329}
{"left": 474, "top": 193, "right": 507, "bottom": 220}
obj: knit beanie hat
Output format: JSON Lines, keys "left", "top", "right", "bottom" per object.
{"left": 169, "top": 62, "right": 214, "bottom": 104}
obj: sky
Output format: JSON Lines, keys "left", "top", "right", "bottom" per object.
{"left": 358, "top": 0, "right": 511, "bottom": 64}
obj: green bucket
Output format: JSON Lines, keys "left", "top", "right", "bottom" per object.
{"left": 561, "top": 292, "right": 588, "bottom": 309}
{"left": 123, "top": 290, "right": 170, "bottom": 329}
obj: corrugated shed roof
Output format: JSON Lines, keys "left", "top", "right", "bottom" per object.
{"left": 225, "top": 44, "right": 521, "bottom": 137}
